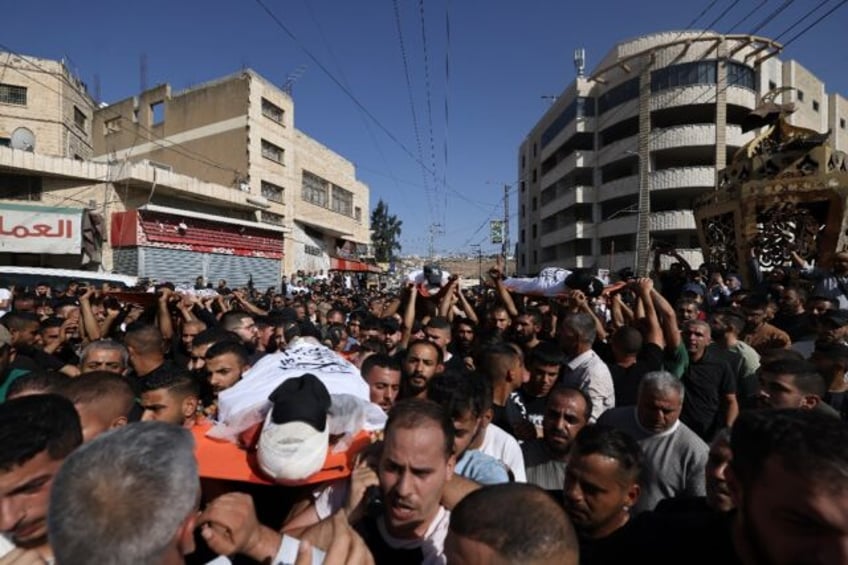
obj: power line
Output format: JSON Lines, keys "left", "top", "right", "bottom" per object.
{"left": 781, "top": 0, "right": 847, "bottom": 48}
{"left": 252, "top": 0, "right": 440, "bottom": 183}
{"left": 392, "top": 0, "right": 436, "bottom": 222}
{"left": 749, "top": 0, "right": 795, "bottom": 34}
{"left": 418, "top": 0, "right": 441, "bottom": 223}
{"left": 727, "top": 0, "right": 769, "bottom": 33}
{"left": 772, "top": 0, "right": 832, "bottom": 41}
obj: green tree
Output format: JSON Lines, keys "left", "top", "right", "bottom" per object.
{"left": 370, "top": 199, "right": 402, "bottom": 262}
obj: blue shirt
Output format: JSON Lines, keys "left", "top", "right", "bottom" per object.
{"left": 454, "top": 449, "right": 510, "bottom": 485}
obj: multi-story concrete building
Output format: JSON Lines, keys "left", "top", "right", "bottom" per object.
{"left": 92, "top": 70, "right": 372, "bottom": 278}
{"left": 0, "top": 53, "right": 287, "bottom": 287}
{"left": 517, "top": 31, "right": 848, "bottom": 275}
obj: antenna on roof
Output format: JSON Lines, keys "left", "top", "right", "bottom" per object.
{"left": 574, "top": 48, "right": 586, "bottom": 77}
{"left": 282, "top": 65, "right": 307, "bottom": 95}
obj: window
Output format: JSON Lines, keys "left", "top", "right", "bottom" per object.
{"left": 261, "top": 139, "right": 285, "bottom": 165}
{"left": 532, "top": 224, "right": 537, "bottom": 239}
{"left": 521, "top": 155, "right": 526, "bottom": 170}
{"left": 651, "top": 61, "right": 717, "bottom": 93}
{"left": 812, "top": 100, "right": 820, "bottom": 112}
{"left": 0, "top": 172, "right": 42, "bottom": 201}
{"left": 261, "top": 180, "right": 284, "bottom": 203}
{"left": 532, "top": 197, "right": 537, "bottom": 211}
{"left": 726, "top": 62, "right": 755, "bottom": 91}
{"left": 260, "top": 211, "right": 285, "bottom": 226}
{"left": 797, "top": 90, "right": 805, "bottom": 102}
{"left": 150, "top": 101, "right": 164, "bottom": 125}
{"left": 355, "top": 206, "right": 362, "bottom": 222}
{"left": 520, "top": 181, "right": 526, "bottom": 193}
{"left": 520, "top": 229, "right": 525, "bottom": 243}
{"left": 541, "top": 96, "right": 595, "bottom": 148}
{"left": 532, "top": 169, "right": 537, "bottom": 183}
{"left": 262, "top": 98, "right": 285, "bottom": 125}
{"left": 73, "top": 106, "right": 87, "bottom": 131}
{"left": 598, "top": 77, "right": 639, "bottom": 114}
{"left": 768, "top": 80, "right": 777, "bottom": 91}
{"left": 104, "top": 117, "right": 121, "bottom": 135}
{"left": 521, "top": 204, "right": 526, "bottom": 217}
{"left": 301, "top": 171, "right": 328, "bottom": 207}
{"left": 841, "top": 118, "right": 846, "bottom": 130}
{"left": 332, "top": 185, "right": 353, "bottom": 217}
{"left": 0, "top": 84, "right": 27, "bottom": 105}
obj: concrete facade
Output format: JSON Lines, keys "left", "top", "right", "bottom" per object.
{"left": 0, "top": 53, "right": 95, "bottom": 159}
{"left": 91, "top": 69, "right": 371, "bottom": 276}
{"left": 517, "top": 31, "right": 848, "bottom": 275}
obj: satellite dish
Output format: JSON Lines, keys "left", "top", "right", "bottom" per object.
{"left": 10, "top": 127, "right": 35, "bottom": 152}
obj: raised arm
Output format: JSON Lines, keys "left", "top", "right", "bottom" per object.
{"left": 78, "top": 287, "right": 102, "bottom": 341}
{"left": 650, "top": 288, "right": 681, "bottom": 350}
{"left": 634, "top": 278, "right": 663, "bottom": 347}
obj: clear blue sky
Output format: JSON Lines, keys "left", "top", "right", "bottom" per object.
{"left": 5, "top": 1, "right": 847, "bottom": 256}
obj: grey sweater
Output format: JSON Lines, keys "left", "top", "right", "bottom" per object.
{"left": 598, "top": 407, "right": 708, "bottom": 514}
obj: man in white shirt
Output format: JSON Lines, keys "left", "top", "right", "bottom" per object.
{"left": 559, "top": 313, "right": 615, "bottom": 421}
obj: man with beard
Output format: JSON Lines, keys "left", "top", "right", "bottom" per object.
{"left": 725, "top": 409, "right": 848, "bottom": 565}
{"left": 139, "top": 371, "right": 202, "bottom": 427}
{"left": 512, "top": 308, "right": 542, "bottom": 355}
{"left": 0, "top": 394, "right": 82, "bottom": 562}
{"left": 361, "top": 353, "right": 402, "bottom": 414}
{"left": 522, "top": 387, "right": 590, "bottom": 494}
{"left": 382, "top": 318, "right": 405, "bottom": 359}
{"left": 449, "top": 318, "right": 476, "bottom": 370}
{"left": 424, "top": 317, "right": 464, "bottom": 373}
{"left": 740, "top": 295, "right": 790, "bottom": 355}
{"left": 400, "top": 340, "right": 444, "bottom": 400}
{"left": 220, "top": 310, "right": 263, "bottom": 364}
{"left": 599, "top": 371, "right": 708, "bottom": 513}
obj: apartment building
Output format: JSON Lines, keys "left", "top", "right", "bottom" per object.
{"left": 92, "top": 70, "right": 372, "bottom": 277}
{"left": 0, "top": 53, "right": 285, "bottom": 288}
{"left": 517, "top": 31, "right": 848, "bottom": 275}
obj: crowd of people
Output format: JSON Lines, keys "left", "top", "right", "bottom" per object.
{"left": 1, "top": 246, "right": 847, "bottom": 564}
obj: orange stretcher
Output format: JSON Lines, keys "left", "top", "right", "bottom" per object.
{"left": 193, "top": 420, "right": 373, "bottom": 486}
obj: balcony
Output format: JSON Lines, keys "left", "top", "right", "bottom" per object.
{"left": 598, "top": 174, "right": 638, "bottom": 202}
{"left": 540, "top": 221, "right": 594, "bottom": 247}
{"left": 597, "top": 210, "right": 695, "bottom": 238}
{"left": 540, "top": 117, "right": 595, "bottom": 162}
{"left": 597, "top": 135, "right": 637, "bottom": 167}
{"left": 540, "top": 186, "right": 590, "bottom": 217}
{"left": 649, "top": 124, "right": 750, "bottom": 152}
{"left": 540, "top": 150, "right": 594, "bottom": 187}
{"left": 650, "top": 84, "right": 756, "bottom": 112}
{"left": 650, "top": 210, "right": 696, "bottom": 232}
{"left": 650, "top": 166, "right": 714, "bottom": 191}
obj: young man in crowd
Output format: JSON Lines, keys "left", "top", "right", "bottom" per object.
{"left": 361, "top": 353, "right": 402, "bottom": 414}
{"left": 0, "top": 394, "right": 82, "bottom": 561}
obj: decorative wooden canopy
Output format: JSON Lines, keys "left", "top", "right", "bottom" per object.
{"left": 694, "top": 89, "right": 848, "bottom": 284}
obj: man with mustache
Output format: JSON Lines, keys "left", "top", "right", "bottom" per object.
{"left": 522, "top": 387, "right": 590, "bottom": 494}
{"left": 599, "top": 371, "right": 708, "bottom": 514}
{"left": 400, "top": 340, "right": 444, "bottom": 400}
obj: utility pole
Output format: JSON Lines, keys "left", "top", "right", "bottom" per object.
{"left": 503, "top": 184, "right": 510, "bottom": 264}
{"left": 428, "top": 223, "right": 443, "bottom": 262}
{"left": 470, "top": 244, "right": 482, "bottom": 284}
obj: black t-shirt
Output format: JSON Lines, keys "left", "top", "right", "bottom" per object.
{"left": 604, "top": 342, "right": 665, "bottom": 407}
{"left": 354, "top": 515, "right": 425, "bottom": 565}
{"left": 514, "top": 388, "right": 549, "bottom": 428}
{"left": 825, "top": 390, "right": 848, "bottom": 420}
{"left": 772, "top": 311, "right": 817, "bottom": 342}
{"left": 680, "top": 346, "right": 737, "bottom": 442}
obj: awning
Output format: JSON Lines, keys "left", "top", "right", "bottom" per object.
{"left": 331, "top": 257, "right": 381, "bottom": 273}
